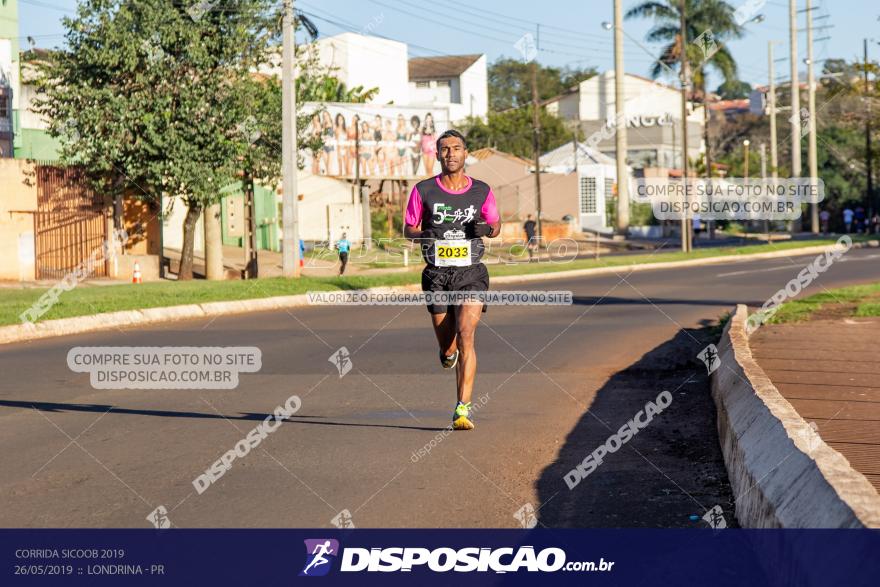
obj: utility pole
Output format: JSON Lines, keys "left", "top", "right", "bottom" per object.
{"left": 788, "top": 0, "right": 801, "bottom": 233}
{"left": 768, "top": 42, "right": 779, "bottom": 183}
{"left": 281, "top": 0, "right": 300, "bottom": 277}
{"left": 613, "top": 0, "right": 629, "bottom": 236}
{"left": 805, "top": 3, "right": 819, "bottom": 233}
{"left": 761, "top": 142, "right": 769, "bottom": 237}
{"left": 243, "top": 173, "right": 259, "bottom": 278}
{"left": 760, "top": 143, "right": 767, "bottom": 178}
{"left": 866, "top": 39, "right": 875, "bottom": 217}
{"left": 531, "top": 59, "right": 543, "bottom": 243}
{"left": 679, "top": 0, "right": 691, "bottom": 252}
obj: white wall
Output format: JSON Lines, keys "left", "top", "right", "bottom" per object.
{"left": 314, "top": 33, "right": 409, "bottom": 106}
{"left": 293, "top": 170, "right": 364, "bottom": 243}
{"left": 546, "top": 93, "right": 579, "bottom": 120}
{"left": 578, "top": 71, "right": 687, "bottom": 122}
{"left": 163, "top": 197, "right": 205, "bottom": 256}
{"left": 16, "top": 78, "right": 48, "bottom": 130}
{"left": 407, "top": 55, "right": 488, "bottom": 123}
{"left": 408, "top": 79, "right": 453, "bottom": 106}
{"left": 457, "top": 55, "right": 488, "bottom": 121}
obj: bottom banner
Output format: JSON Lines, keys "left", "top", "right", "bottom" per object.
{"left": 2, "top": 529, "right": 878, "bottom": 586}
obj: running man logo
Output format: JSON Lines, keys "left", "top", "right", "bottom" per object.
{"left": 331, "top": 509, "right": 356, "bottom": 529}
{"left": 803, "top": 421, "right": 822, "bottom": 455}
{"left": 329, "top": 347, "right": 353, "bottom": 378}
{"left": 702, "top": 505, "right": 727, "bottom": 530}
{"left": 513, "top": 503, "right": 538, "bottom": 529}
{"left": 697, "top": 344, "right": 721, "bottom": 375}
{"left": 146, "top": 505, "right": 171, "bottom": 529}
{"left": 300, "top": 539, "right": 340, "bottom": 577}
{"left": 790, "top": 107, "right": 811, "bottom": 137}
{"left": 692, "top": 29, "right": 719, "bottom": 65}
{"left": 514, "top": 32, "right": 537, "bottom": 63}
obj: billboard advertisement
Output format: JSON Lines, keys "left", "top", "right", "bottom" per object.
{"left": 304, "top": 102, "right": 450, "bottom": 179}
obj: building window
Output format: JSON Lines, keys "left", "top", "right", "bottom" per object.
{"left": 604, "top": 178, "right": 614, "bottom": 200}
{"left": 579, "top": 177, "right": 596, "bottom": 214}
{"left": 436, "top": 79, "right": 450, "bottom": 88}
{"left": 0, "top": 94, "right": 7, "bottom": 119}
{"left": 415, "top": 81, "right": 430, "bottom": 89}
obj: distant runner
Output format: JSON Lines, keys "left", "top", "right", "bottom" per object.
{"left": 336, "top": 232, "right": 350, "bottom": 276}
{"left": 523, "top": 214, "right": 537, "bottom": 261}
{"left": 404, "top": 129, "right": 500, "bottom": 430}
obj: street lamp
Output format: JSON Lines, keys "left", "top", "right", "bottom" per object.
{"left": 743, "top": 139, "right": 750, "bottom": 180}
{"left": 601, "top": 21, "right": 613, "bottom": 30}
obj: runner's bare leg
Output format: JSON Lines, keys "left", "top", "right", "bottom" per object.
{"left": 431, "top": 310, "right": 457, "bottom": 357}
{"left": 454, "top": 303, "right": 482, "bottom": 404}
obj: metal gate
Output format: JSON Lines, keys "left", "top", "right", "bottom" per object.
{"left": 34, "top": 165, "right": 108, "bottom": 280}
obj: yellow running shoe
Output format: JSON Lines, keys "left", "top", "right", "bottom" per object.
{"left": 452, "top": 401, "right": 474, "bottom": 431}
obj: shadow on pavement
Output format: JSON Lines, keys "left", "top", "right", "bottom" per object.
{"left": 0, "top": 400, "right": 446, "bottom": 432}
{"left": 535, "top": 326, "right": 738, "bottom": 528}
{"left": 571, "top": 296, "right": 763, "bottom": 307}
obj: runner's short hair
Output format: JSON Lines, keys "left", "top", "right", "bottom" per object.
{"left": 436, "top": 129, "right": 467, "bottom": 153}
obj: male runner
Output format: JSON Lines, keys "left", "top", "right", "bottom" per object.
{"left": 523, "top": 214, "right": 537, "bottom": 261}
{"left": 404, "top": 129, "right": 500, "bottom": 430}
{"left": 336, "top": 232, "right": 350, "bottom": 275}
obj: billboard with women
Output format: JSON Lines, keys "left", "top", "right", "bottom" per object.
{"left": 303, "top": 103, "right": 450, "bottom": 179}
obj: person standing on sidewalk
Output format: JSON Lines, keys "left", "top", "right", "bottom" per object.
{"left": 819, "top": 208, "right": 830, "bottom": 235}
{"left": 843, "top": 207, "right": 854, "bottom": 233}
{"left": 523, "top": 214, "right": 537, "bottom": 261}
{"left": 336, "top": 233, "right": 351, "bottom": 276}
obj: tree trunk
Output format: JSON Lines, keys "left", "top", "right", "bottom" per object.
{"left": 179, "top": 200, "right": 202, "bottom": 281}
{"left": 703, "top": 81, "right": 715, "bottom": 240}
{"left": 204, "top": 202, "right": 224, "bottom": 281}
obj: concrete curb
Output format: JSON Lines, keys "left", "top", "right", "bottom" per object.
{"left": 711, "top": 304, "right": 880, "bottom": 528}
{"left": 0, "top": 284, "right": 422, "bottom": 347}
{"left": 492, "top": 241, "right": 872, "bottom": 285}
{"left": 0, "top": 241, "right": 870, "bottom": 347}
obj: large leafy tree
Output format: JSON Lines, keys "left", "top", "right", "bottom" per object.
{"left": 34, "top": 0, "right": 283, "bottom": 280}
{"left": 716, "top": 79, "right": 751, "bottom": 99}
{"left": 459, "top": 106, "right": 572, "bottom": 159}
{"left": 626, "top": 0, "right": 744, "bottom": 177}
{"left": 488, "top": 58, "right": 596, "bottom": 112}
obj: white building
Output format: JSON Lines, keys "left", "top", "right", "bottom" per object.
{"left": 408, "top": 54, "right": 488, "bottom": 122}
{"left": 546, "top": 71, "right": 704, "bottom": 170}
{"left": 0, "top": 38, "right": 15, "bottom": 157}
{"left": 293, "top": 171, "right": 365, "bottom": 244}
{"left": 306, "top": 33, "right": 488, "bottom": 124}
{"left": 311, "top": 33, "right": 410, "bottom": 106}
{"left": 540, "top": 141, "right": 623, "bottom": 234}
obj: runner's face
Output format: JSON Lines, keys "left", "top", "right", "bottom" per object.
{"left": 439, "top": 136, "right": 466, "bottom": 173}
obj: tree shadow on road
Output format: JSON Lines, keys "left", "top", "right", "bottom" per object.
{"left": 571, "top": 295, "right": 764, "bottom": 307}
{"left": 535, "top": 325, "right": 738, "bottom": 528}
{"left": 0, "top": 400, "right": 446, "bottom": 432}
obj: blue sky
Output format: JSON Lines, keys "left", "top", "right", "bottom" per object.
{"left": 15, "top": 0, "right": 879, "bottom": 91}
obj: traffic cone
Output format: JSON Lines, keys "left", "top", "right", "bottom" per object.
{"left": 132, "top": 261, "right": 142, "bottom": 284}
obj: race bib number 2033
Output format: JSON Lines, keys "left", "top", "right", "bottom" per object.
{"left": 434, "top": 239, "right": 471, "bottom": 267}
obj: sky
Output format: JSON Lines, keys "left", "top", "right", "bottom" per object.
{"left": 14, "top": 0, "right": 880, "bottom": 91}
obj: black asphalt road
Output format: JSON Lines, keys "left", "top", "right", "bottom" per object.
{"left": 1, "top": 247, "right": 878, "bottom": 528}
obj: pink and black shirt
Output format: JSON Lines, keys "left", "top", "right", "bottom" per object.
{"left": 405, "top": 175, "right": 500, "bottom": 266}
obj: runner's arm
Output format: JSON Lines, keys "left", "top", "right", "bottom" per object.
{"left": 480, "top": 189, "right": 501, "bottom": 238}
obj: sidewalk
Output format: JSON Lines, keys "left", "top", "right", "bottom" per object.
{"left": 750, "top": 318, "right": 880, "bottom": 492}
{"left": 166, "top": 241, "right": 611, "bottom": 280}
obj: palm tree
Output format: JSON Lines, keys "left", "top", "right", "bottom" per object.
{"left": 626, "top": 0, "right": 744, "bottom": 181}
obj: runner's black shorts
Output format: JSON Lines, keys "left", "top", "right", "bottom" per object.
{"left": 421, "top": 263, "right": 489, "bottom": 315}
